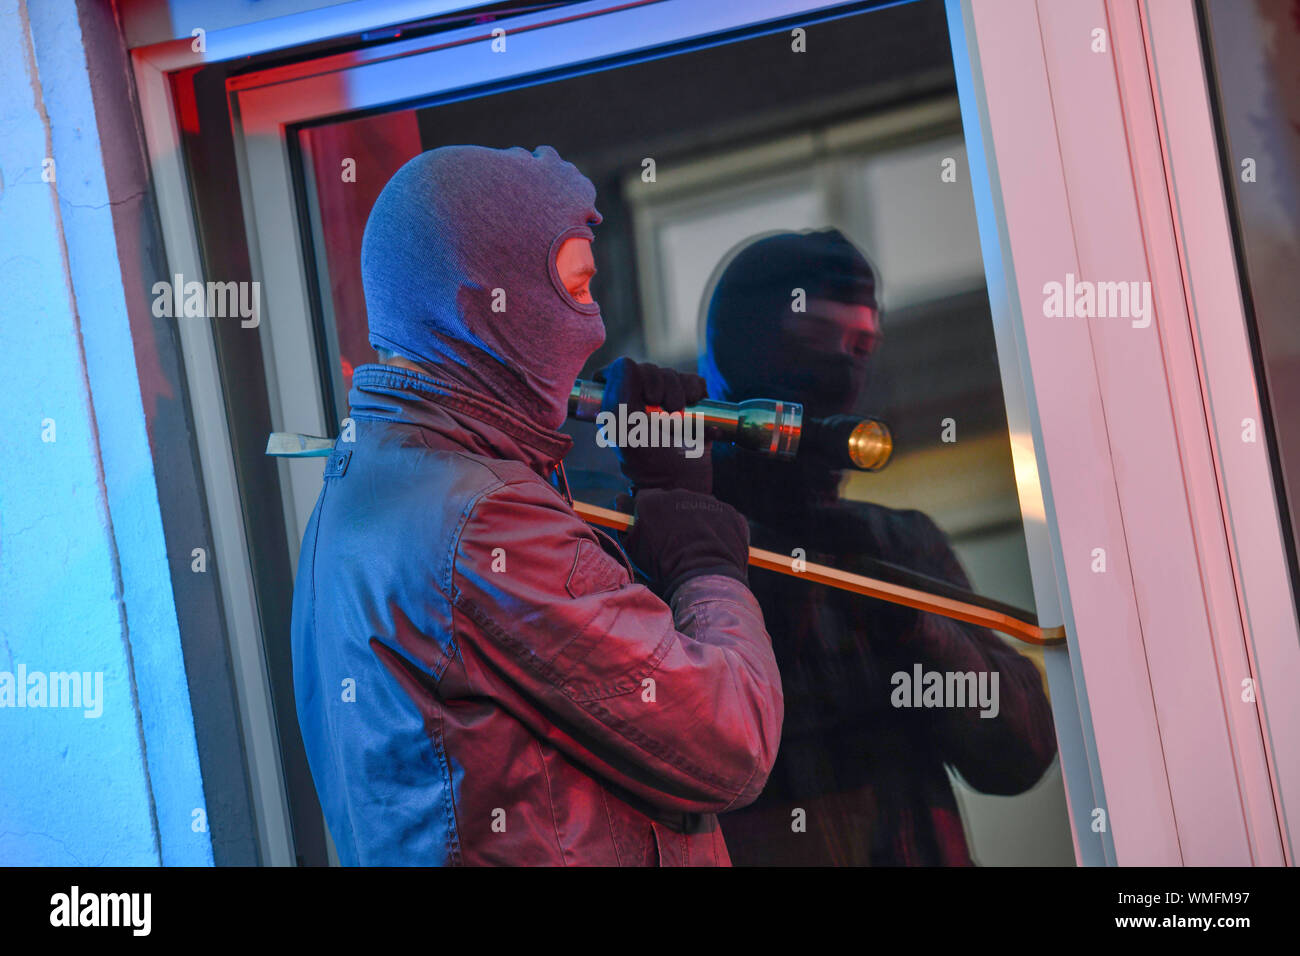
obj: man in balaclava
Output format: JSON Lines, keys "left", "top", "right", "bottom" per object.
{"left": 290, "top": 145, "right": 783, "bottom": 866}
{"left": 701, "top": 229, "right": 1056, "bottom": 865}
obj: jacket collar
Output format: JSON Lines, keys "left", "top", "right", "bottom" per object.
{"left": 347, "top": 364, "right": 574, "bottom": 477}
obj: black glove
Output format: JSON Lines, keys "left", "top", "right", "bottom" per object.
{"left": 618, "top": 488, "right": 750, "bottom": 602}
{"left": 593, "top": 357, "right": 712, "bottom": 495}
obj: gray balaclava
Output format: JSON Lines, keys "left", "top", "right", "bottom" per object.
{"left": 361, "top": 144, "right": 605, "bottom": 431}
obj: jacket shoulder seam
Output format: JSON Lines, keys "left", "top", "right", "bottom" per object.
{"left": 442, "top": 471, "right": 516, "bottom": 600}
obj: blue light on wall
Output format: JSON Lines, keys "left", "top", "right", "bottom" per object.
{"left": 0, "top": 0, "right": 212, "bottom": 866}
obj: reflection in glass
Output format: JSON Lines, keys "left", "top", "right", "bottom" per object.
{"left": 700, "top": 230, "right": 1057, "bottom": 865}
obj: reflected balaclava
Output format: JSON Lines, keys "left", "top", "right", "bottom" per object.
{"left": 699, "top": 229, "right": 879, "bottom": 420}
{"left": 362, "top": 145, "right": 605, "bottom": 431}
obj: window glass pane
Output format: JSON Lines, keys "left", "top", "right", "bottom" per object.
{"left": 295, "top": 0, "right": 1072, "bottom": 866}
{"left": 851, "top": 138, "right": 986, "bottom": 308}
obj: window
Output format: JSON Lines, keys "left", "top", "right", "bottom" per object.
{"left": 288, "top": 1, "right": 1073, "bottom": 865}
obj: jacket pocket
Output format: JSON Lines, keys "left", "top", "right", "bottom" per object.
{"left": 554, "top": 536, "right": 673, "bottom": 701}
{"left": 565, "top": 537, "right": 629, "bottom": 598}
{"left": 600, "top": 788, "right": 656, "bottom": 866}
{"left": 651, "top": 820, "right": 686, "bottom": 867}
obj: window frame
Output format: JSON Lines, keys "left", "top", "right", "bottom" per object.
{"left": 949, "top": 0, "right": 1298, "bottom": 864}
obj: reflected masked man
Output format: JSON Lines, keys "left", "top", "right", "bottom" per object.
{"left": 291, "top": 145, "right": 782, "bottom": 866}
{"left": 700, "top": 229, "right": 1056, "bottom": 865}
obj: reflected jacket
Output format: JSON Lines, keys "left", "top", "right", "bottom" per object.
{"left": 291, "top": 365, "right": 784, "bottom": 865}
{"left": 711, "top": 444, "right": 1059, "bottom": 866}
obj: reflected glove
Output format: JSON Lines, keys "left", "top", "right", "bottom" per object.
{"left": 618, "top": 488, "right": 750, "bottom": 602}
{"left": 593, "top": 357, "right": 712, "bottom": 494}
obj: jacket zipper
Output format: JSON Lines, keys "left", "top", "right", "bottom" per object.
{"left": 548, "top": 460, "right": 573, "bottom": 506}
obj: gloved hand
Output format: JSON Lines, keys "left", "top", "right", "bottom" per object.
{"left": 617, "top": 488, "right": 750, "bottom": 602}
{"left": 593, "top": 357, "right": 712, "bottom": 495}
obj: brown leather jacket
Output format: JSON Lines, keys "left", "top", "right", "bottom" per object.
{"left": 291, "top": 364, "right": 784, "bottom": 865}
